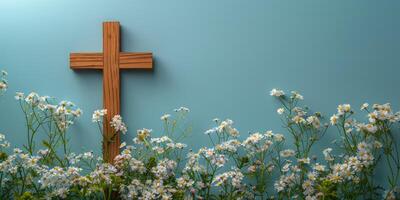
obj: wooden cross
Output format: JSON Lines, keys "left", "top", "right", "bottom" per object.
{"left": 70, "top": 21, "right": 153, "bottom": 162}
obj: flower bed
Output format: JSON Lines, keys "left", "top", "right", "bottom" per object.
{"left": 0, "top": 71, "right": 399, "bottom": 200}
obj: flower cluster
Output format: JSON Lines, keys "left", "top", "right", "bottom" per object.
{"left": 14, "top": 92, "right": 81, "bottom": 165}
{"left": 1, "top": 81, "right": 400, "bottom": 199}
{"left": 110, "top": 115, "right": 128, "bottom": 134}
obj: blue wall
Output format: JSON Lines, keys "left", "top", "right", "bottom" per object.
{"left": 1, "top": 0, "right": 400, "bottom": 182}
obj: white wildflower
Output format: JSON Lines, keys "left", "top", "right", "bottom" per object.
{"left": 174, "top": 107, "right": 190, "bottom": 112}
{"left": 330, "top": 114, "right": 338, "bottom": 125}
{"left": 212, "top": 169, "right": 243, "bottom": 188}
{"left": 160, "top": 114, "right": 170, "bottom": 121}
{"left": 270, "top": 89, "right": 285, "bottom": 97}
{"left": 72, "top": 108, "right": 82, "bottom": 117}
{"left": 323, "top": 148, "right": 334, "bottom": 161}
{"left": 0, "top": 82, "right": 6, "bottom": 91}
{"left": 313, "top": 163, "right": 326, "bottom": 172}
{"left": 306, "top": 116, "right": 320, "bottom": 129}
{"left": 298, "top": 157, "right": 311, "bottom": 165}
{"left": 242, "top": 132, "right": 264, "bottom": 147}
{"left": 274, "top": 133, "right": 285, "bottom": 142}
{"left": 280, "top": 149, "right": 295, "bottom": 158}
{"left": 15, "top": 92, "right": 24, "bottom": 100}
{"left": 92, "top": 109, "right": 107, "bottom": 122}
{"left": 136, "top": 128, "right": 152, "bottom": 142}
{"left": 291, "top": 91, "right": 304, "bottom": 100}
{"left": 264, "top": 130, "right": 274, "bottom": 138}
{"left": 110, "top": 115, "right": 128, "bottom": 134}
{"left": 337, "top": 104, "right": 351, "bottom": 115}
{"left": 361, "top": 103, "right": 369, "bottom": 110}
{"left": 292, "top": 115, "right": 306, "bottom": 124}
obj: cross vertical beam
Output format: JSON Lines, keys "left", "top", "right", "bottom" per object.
{"left": 103, "top": 22, "right": 121, "bottom": 162}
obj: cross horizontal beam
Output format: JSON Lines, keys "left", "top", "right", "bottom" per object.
{"left": 70, "top": 52, "right": 153, "bottom": 69}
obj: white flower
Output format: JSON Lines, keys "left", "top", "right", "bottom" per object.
{"left": 212, "top": 173, "right": 229, "bottom": 187}
{"left": 313, "top": 163, "right": 326, "bottom": 172}
{"left": 120, "top": 142, "right": 126, "bottom": 149}
{"left": 243, "top": 132, "right": 264, "bottom": 147}
{"left": 228, "top": 128, "right": 240, "bottom": 137}
{"left": 176, "top": 176, "right": 194, "bottom": 189}
{"left": 150, "top": 136, "right": 172, "bottom": 144}
{"left": 302, "top": 180, "right": 314, "bottom": 196}
{"left": 0, "top": 82, "right": 6, "bottom": 91}
{"left": 277, "top": 108, "right": 285, "bottom": 115}
{"left": 247, "top": 165, "right": 257, "bottom": 173}
{"left": 92, "top": 109, "right": 107, "bottom": 122}
{"left": 292, "top": 115, "right": 306, "bottom": 124}
{"left": 357, "top": 142, "right": 369, "bottom": 152}
{"left": 206, "top": 119, "right": 239, "bottom": 137}
{"left": 217, "top": 119, "right": 235, "bottom": 134}
{"left": 306, "top": 116, "right": 320, "bottom": 129}
{"left": 25, "top": 92, "right": 39, "bottom": 105}
{"left": 199, "top": 148, "right": 226, "bottom": 168}
{"left": 363, "top": 123, "right": 377, "bottom": 133}
{"left": 291, "top": 91, "right": 304, "bottom": 100}
{"left": 274, "top": 173, "right": 298, "bottom": 192}
{"left": 110, "top": 115, "right": 128, "bottom": 134}
{"left": 368, "top": 112, "right": 377, "bottom": 123}
{"left": 216, "top": 139, "right": 241, "bottom": 152}
{"left": 56, "top": 106, "right": 66, "bottom": 115}
{"left": 274, "top": 133, "right": 285, "bottom": 142}
{"left": 82, "top": 151, "right": 94, "bottom": 159}
{"left": 204, "top": 128, "right": 216, "bottom": 135}
{"left": 212, "top": 169, "right": 243, "bottom": 188}
{"left": 37, "top": 149, "right": 50, "bottom": 156}
{"left": 323, "top": 148, "right": 334, "bottom": 161}
{"left": 174, "top": 107, "right": 190, "bottom": 112}
{"left": 337, "top": 104, "right": 351, "bottom": 115}
{"left": 298, "top": 157, "right": 310, "bottom": 165}
{"left": 264, "top": 130, "right": 274, "bottom": 138}
{"left": 280, "top": 149, "right": 295, "bottom": 158}
{"left": 15, "top": 92, "right": 24, "bottom": 100}
{"left": 270, "top": 89, "right": 285, "bottom": 97}
{"left": 136, "top": 128, "right": 152, "bottom": 142}
{"left": 160, "top": 114, "right": 170, "bottom": 121}
{"left": 72, "top": 109, "right": 82, "bottom": 117}
{"left": 330, "top": 114, "right": 338, "bottom": 125}
{"left": 174, "top": 143, "right": 187, "bottom": 149}
{"left": 361, "top": 103, "right": 369, "bottom": 110}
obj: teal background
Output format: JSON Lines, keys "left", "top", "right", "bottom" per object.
{"left": 0, "top": 0, "right": 400, "bottom": 185}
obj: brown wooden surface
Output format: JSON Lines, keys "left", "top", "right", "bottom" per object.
{"left": 69, "top": 21, "right": 153, "bottom": 162}
{"left": 119, "top": 52, "right": 153, "bottom": 69}
{"left": 70, "top": 53, "right": 103, "bottom": 69}
{"left": 70, "top": 52, "right": 153, "bottom": 70}
{"left": 102, "top": 22, "right": 121, "bottom": 162}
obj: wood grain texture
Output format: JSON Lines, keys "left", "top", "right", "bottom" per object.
{"left": 70, "top": 53, "right": 103, "bottom": 69}
{"left": 102, "top": 22, "right": 121, "bottom": 162}
{"left": 119, "top": 52, "right": 153, "bottom": 69}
